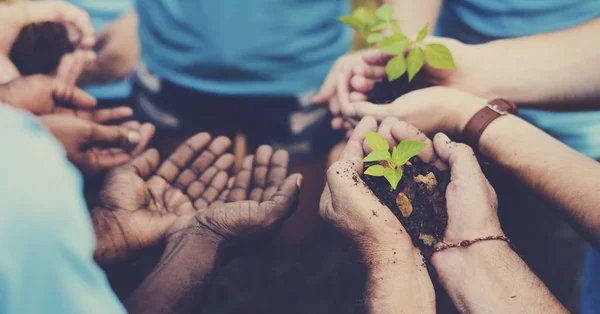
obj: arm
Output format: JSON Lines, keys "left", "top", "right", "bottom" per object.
{"left": 384, "top": 0, "right": 443, "bottom": 34}
{"left": 470, "top": 17, "right": 600, "bottom": 108}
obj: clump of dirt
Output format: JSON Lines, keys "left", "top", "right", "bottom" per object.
{"left": 10, "top": 22, "right": 75, "bottom": 75}
{"left": 367, "top": 72, "right": 430, "bottom": 104}
{"left": 362, "top": 156, "right": 449, "bottom": 259}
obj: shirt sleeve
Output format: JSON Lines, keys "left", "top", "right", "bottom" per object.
{"left": 0, "top": 106, "right": 126, "bottom": 314}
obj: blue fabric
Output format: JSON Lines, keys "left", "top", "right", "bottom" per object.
{"left": 67, "top": 0, "right": 134, "bottom": 100}
{"left": 436, "top": 0, "right": 600, "bottom": 159}
{"left": 581, "top": 246, "right": 600, "bottom": 314}
{"left": 135, "top": 0, "right": 351, "bottom": 96}
{"left": 0, "top": 105, "right": 125, "bottom": 314}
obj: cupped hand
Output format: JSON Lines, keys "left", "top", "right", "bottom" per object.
{"left": 378, "top": 118, "right": 503, "bottom": 246}
{"left": 41, "top": 114, "right": 155, "bottom": 174}
{"left": 93, "top": 134, "right": 235, "bottom": 263}
{"left": 319, "top": 117, "right": 416, "bottom": 257}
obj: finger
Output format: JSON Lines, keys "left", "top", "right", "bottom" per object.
{"left": 90, "top": 106, "right": 134, "bottom": 123}
{"left": 329, "top": 95, "right": 341, "bottom": 116}
{"left": 129, "top": 123, "right": 156, "bottom": 156}
{"left": 89, "top": 124, "right": 141, "bottom": 147}
{"left": 123, "top": 148, "right": 160, "bottom": 179}
{"left": 250, "top": 145, "right": 274, "bottom": 201}
{"left": 257, "top": 173, "right": 303, "bottom": 228}
{"left": 391, "top": 122, "right": 447, "bottom": 170}
{"left": 353, "top": 64, "right": 386, "bottom": 80}
{"left": 193, "top": 171, "right": 229, "bottom": 209}
{"left": 349, "top": 91, "right": 368, "bottom": 102}
{"left": 52, "top": 79, "right": 98, "bottom": 109}
{"left": 178, "top": 153, "right": 234, "bottom": 197}
{"left": 227, "top": 155, "right": 254, "bottom": 202}
{"left": 183, "top": 136, "right": 232, "bottom": 180}
{"left": 70, "top": 87, "right": 97, "bottom": 109}
{"left": 157, "top": 133, "right": 212, "bottom": 183}
{"left": 55, "top": 50, "right": 88, "bottom": 86}
{"left": 350, "top": 76, "right": 376, "bottom": 93}
{"left": 262, "top": 150, "right": 290, "bottom": 202}
{"left": 313, "top": 63, "right": 340, "bottom": 104}
{"left": 87, "top": 149, "right": 132, "bottom": 172}
{"left": 339, "top": 117, "right": 378, "bottom": 168}
{"left": 433, "top": 133, "right": 482, "bottom": 181}
{"left": 121, "top": 120, "right": 141, "bottom": 130}
{"left": 350, "top": 101, "right": 394, "bottom": 121}
{"left": 337, "top": 69, "right": 354, "bottom": 117}
{"left": 212, "top": 188, "right": 231, "bottom": 206}
{"left": 331, "top": 117, "right": 344, "bottom": 130}
{"left": 377, "top": 116, "right": 399, "bottom": 149}
{"left": 362, "top": 49, "right": 393, "bottom": 66}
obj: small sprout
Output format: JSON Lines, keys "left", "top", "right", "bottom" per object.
{"left": 396, "top": 192, "right": 413, "bottom": 217}
{"left": 363, "top": 132, "right": 427, "bottom": 190}
{"left": 339, "top": 4, "right": 456, "bottom": 82}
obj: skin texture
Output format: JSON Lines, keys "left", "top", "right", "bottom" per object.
{"left": 320, "top": 117, "right": 435, "bottom": 314}
{"left": 0, "top": 1, "right": 96, "bottom": 83}
{"left": 102, "top": 140, "right": 302, "bottom": 314}
{"left": 80, "top": 11, "right": 140, "bottom": 86}
{"left": 41, "top": 114, "right": 155, "bottom": 175}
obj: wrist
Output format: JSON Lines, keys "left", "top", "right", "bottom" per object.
{"left": 358, "top": 233, "right": 419, "bottom": 270}
{"left": 443, "top": 89, "right": 488, "bottom": 134}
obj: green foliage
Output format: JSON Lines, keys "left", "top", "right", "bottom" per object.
{"left": 339, "top": 5, "right": 456, "bottom": 82}
{"left": 363, "top": 132, "right": 427, "bottom": 190}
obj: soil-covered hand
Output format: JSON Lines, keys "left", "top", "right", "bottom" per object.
{"left": 320, "top": 117, "right": 416, "bottom": 256}
{"left": 167, "top": 145, "right": 303, "bottom": 247}
{"left": 93, "top": 134, "right": 235, "bottom": 264}
{"left": 79, "top": 12, "right": 139, "bottom": 86}
{"left": 380, "top": 119, "right": 503, "bottom": 245}
{"left": 339, "top": 86, "right": 488, "bottom": 136}
{"left": 41, "top": 114, "right": 155, "bottom": 175}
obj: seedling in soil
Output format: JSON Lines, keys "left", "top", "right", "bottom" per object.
{"left": 339, "top": 4, "right": 456, "bottom": 82}
{"left": 363, "top": 132, "right": 427, "bottom": 191}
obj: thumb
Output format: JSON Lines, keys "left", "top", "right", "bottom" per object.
{"left": 259, "top": 173, "right": 303, "bottom": 228}
{"left": 349, "top": 101, "right": 394, "bottom": 121}
{"left": 52, "top": 79, "right": 97, "bottom": 109}
{"left": 88, "top": 123, "right": 141, "bottom": 148}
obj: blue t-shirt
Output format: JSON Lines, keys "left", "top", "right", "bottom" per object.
{"left": 0, "top": 105, "right": 125, "bottom": 314}
{"left": 68, "top": 0, "right": 135, "bottom": 100}
{"left": 436, "top": 0, "right": 600, "bottom": 159}
{"left": 136, "top": 0, "right": 351, "bottom": 97}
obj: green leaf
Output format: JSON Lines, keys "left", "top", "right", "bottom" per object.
{"left": 364, "top": 132, "right": 389, "bottom": 151}
{"left": 375, "top": 4, "right": 394, "bottom": 21}
{"left": 385, "top": 55, "right": 406, "bottom": 81}
{"left": 395, "top": 140, "right": 428, "bottom": 164}
{"left": 417, "top": 23, "right": 429, "bottom": 42}
{"left": 370, "top": 21, "right": 387, "bottom": 31}
{"left": 366, "top": 33, "right": 384, "bottom": 44}
{"left": 391, "top": 146, "right": 400, "bottom": 161}
{"left": 406, "top": 47, "right": 425, "bottom": 81}
{"left": 363, "top": 151, "right": 391, "bottom": 163}
{"left": 364, "top": 165, "right": 385, "bottom": 177}
{"left": 383, "top": 167, "right": 403, "bottom": 190}
{"left": 424, "top": 43, "right": 457, "bottom": 70}
{"left": 390, "top": 22, "right": 402, "bottom": 34}
{"left": 353, "top": 7, "right": 376, "bottom": 30}
{"left": 338, "top": 16, "right": 363, "bottom": 30}
{"left": 379, "top": 34, "right": 408, "bottom": 54}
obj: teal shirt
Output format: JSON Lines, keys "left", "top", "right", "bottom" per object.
{"left": 0, "top": 105, "right": 125, "bottom": 314}
{"left": 436, "top": 0, "right": 600, "bottom": 159}
{"left": 67, "top": 0, "right": 134, "bottom": 100}
{"left": 136, "top": 0, "right": 351, "bottom": 96}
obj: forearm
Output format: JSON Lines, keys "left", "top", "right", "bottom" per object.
{"left": 364, "top": 245, "right": 436, "bottom": 314}
{"left": 476, "top": 114, "right": 600, "bottom": 247}
{"left": 125, "top": 234, "right": 221, "bottom": 314}
{"left": 473, "top": 17, "right": 600, "bottom": 108}
{"left": 385, "top": 0, "right": 442, "bottom": 34}
{"left": 432, "top": 241, "right": 566, "bottom": 313}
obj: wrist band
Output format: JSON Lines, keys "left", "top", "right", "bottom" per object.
{"left": 462, "top": 99, "right": 518, "bottom": 149}
{"left": 432, "top": 235, "right": 511, "bottom": 253}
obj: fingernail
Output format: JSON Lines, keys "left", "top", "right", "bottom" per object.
{"left": 127, "top": 131, "right": 141, "bottom": 144}
{"left": 296, "top": 175, "right": 304, "bottom": 188}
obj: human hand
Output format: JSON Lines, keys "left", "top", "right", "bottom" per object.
{"left": 79, "top": 12, "right": 139, "bottom": 85}
{"left": 93, "top": 134, "right": 235, "bottom": 264}
{"left": 338, "top": 86, "right": 488, "bottom": 136}
{"left": 41, "top": 114, "right": 155, "bottom": 175}
{"left": 320, "top": 117, "right": 417, "bottom": 258}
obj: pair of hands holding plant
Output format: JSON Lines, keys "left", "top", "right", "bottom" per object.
{"left": 93, "top": 133, "right": 302, "bottom": 265}
{"left": 320, "top": 116, "right": 504, "bottom": 311}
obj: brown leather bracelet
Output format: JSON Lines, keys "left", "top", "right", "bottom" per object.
{"left": 462, "top": 99, "right": 518, "bottom": 149}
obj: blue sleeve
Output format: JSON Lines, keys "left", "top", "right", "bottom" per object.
{"left": 0, "top": 106, "right": 126, "bottom": 314}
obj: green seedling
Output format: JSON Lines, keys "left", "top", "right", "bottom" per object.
{"left": 363, "top": 132, "right": 427, "bottom": 190}
{"left": 339, "top": 4, "right": 456, "bottom": 82}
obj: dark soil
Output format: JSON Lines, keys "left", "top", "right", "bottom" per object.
{"left": 367, "top": 72, "right": 431, "bottom": 104}
{"left": 10, "top": 22, "right": 75, "bottom": 75}
{"left": 362, "top": 156, "right": 450, "bottom": 259}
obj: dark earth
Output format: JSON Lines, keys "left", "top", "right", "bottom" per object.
{"left": 10, "top": 22, "right": 75, "bottom": 75}
{"left": 366, "top": 71, "right": 430, "bottom": 104}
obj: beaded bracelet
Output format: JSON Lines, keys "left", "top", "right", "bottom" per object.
{"left": 432, "top": 235, "right": 511, "bottom": 253}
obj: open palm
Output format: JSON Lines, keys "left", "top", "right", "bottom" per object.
{"left": 93, "top": 133, "right": 234, "bottom": 264}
